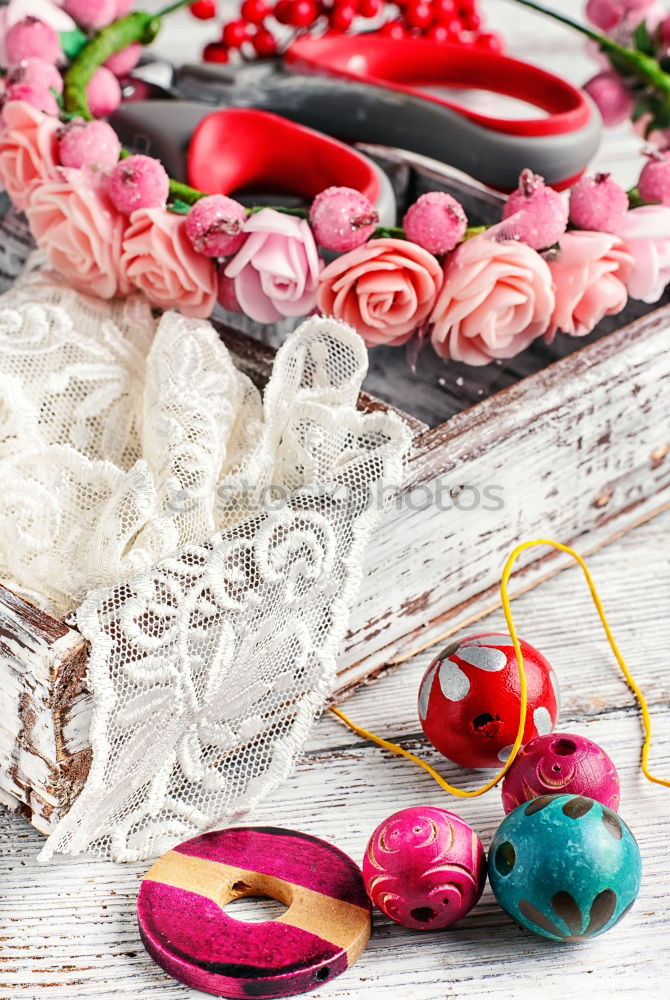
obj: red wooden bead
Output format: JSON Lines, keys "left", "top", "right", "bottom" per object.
{"left": 253, "top": 27, "right": 278, "bottom": 55}
{"left": 330, "top": 3, "right": 356, "bottom": 29}
{"left": 222, "top": 19, "right": 249, "bottom": 47}
{"left": 241, "top": 0, "right": 271, "bottom": 23}
{"left": 203, "top": 42, "right": 230, "bottom": 62}
{"left": 273, "top": 0, "right": 294, "bottom": 23}
{"left": 405, "top": 0, "right": 434, "bottom": 29}
{"left": 418, "top": 633, "right": 560, "bottom": 769}
{"left": 288, "top": 0, "right": 319, "bottom": 26}
{"left": 358, "top": 0, "right": 382, "bottom": 16}
{"left": 190, "top": 0, "right": 217, "bottom": 19}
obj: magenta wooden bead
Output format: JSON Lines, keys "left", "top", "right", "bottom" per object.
{"left": 362, "top": 806, "right": 486, "bottom": 929}
{"left": 138, "top": 826, "right": 371, "bottom": 998}
{"left": 501, "top": 733, "right": 620, "bottom": 813}
{"left": 418, "top": 632, "right": 560, "bottom": 768}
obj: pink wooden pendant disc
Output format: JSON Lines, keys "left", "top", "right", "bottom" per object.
{"left": 137, "top": 826, "right": 372, "bottom": 999}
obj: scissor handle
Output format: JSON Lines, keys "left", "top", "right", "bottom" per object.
{"left": 284, "top": 34, "right": 592, "bottom": 140}
{"left": 167, "top": 66, "right": 600, "bottom": 192}
{"left": 109, "top": 100, "right": 397, "bottom": 224}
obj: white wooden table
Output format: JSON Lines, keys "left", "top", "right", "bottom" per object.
{"left": 1, "top": 2, "right": 669, "bottom": 998}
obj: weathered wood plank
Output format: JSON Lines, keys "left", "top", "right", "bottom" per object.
{"left": 2, "top": 210, "right": 670, "bottom": 829}
{"left": 338, "top": 303, "right": 670, "bottom": 692}
{"left": 0, "top": 585, "right": 89, "bottom": 834}
{"left": 1, "top": 3, "right": 668, "bottom": 995}
{"left": 0, "top": 511, "right": 668, "bottom": 999}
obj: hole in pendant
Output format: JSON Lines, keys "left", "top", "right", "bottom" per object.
{"left": 552, "top": 764, "right": 561, "bottom": 772}
{"left": 225, "top": 894, "right": 289, "bottom": 922}
{"left": 410, "top": 907, "right": 436, "bottom": 923}
{"left": 314, "top": 967, "right": 330, "bottom": 982}
{"left": 552, "top": 738, "right": 577, "bottom": 756}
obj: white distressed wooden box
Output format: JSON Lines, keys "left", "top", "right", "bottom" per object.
{"left": 1, "top": 153, "right": 669, "bottom": 836}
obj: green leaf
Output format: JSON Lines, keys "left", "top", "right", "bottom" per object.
{"left": 627, "top": 187, "right": 645, "bottom": 208}
{"left": 633, "top": 20, "right": 654, "bottom": 56}
{"left": 60, "top": 28, "right": 89, "bottom": 62}
{"left": 631, "top": 99, "right": 649, "bottom": 122}
{"left": 606, "top": 49, "right": 637, "bottom": 77}
{"left": 167, "top": 199, "right": 191, "bottom": 215}
{"left": 463, "top": 225, "right": 487, "bottom": 241}
{"left": 649, "top": 101, "right": 670, "bottom": 129}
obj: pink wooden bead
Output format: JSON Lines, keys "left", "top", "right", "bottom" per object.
{"left": 363, "top": 806, "right": 486, "bottom": 930}
{"left": 501, "top": 732, "right": 620, "bottom": 813}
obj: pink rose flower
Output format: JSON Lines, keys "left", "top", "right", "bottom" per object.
{"left": 0, "top": 100, "right": 60, "bottom": 210}
{"left": 121, "top": 208, "right": 218, "bottom": 318}
{"left": 317, "top": 237, "right": 443, "bottom": 346}
{"left": 430, "top": 235, "right": 555, "bottom": 365}
{"left": 224, "top": 208, "right": 321, "bottom": 324}
{"left": 545, "top": 231, "right": 632, "bottom": 340}
{"left": 612, "top": 205, "right": 670, "bottom": 303}
{"left": 25, "top": 170, "right": 130, "bottom": 299}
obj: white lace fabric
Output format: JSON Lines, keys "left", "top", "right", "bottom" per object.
{"left": 0, "top": 269, "right": 410, "bottom": 861}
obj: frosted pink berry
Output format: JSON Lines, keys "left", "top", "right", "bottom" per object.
{"left": 7, "top": 58, "right": 63, "bottom": 95}
{"left": 87, "top": 67, "right": 122, "bottom": 119}
{"left": 569, "top": 172, "right": 629, "bottom": 232}
{"left": 58, "top": 119, "right": 121, "bottom": 173}
{"left": 583, "top": 71, "right": 633, "bottom": 127}
{"left": 502, "top": 169, "right": 568, "bottom": 250}
{"left": 185, "top": 195, "right": 247, "bottom": 257}
{"left": 108, "top": 155, "right": 170, "bottom": 215}
{"left": 4, "top": 82, "right": 59, "bottom": 116}
{"left": 104, "top": 43, "right": 142, "bottom": 78}
{"left": 217, "top": 273, "right": 243, "bottom": 313}
{"left": 309, "top": 186, "right": 379, "bottom": 252}
{"left": 63, "top": 0, "right": 117, "bottom": 32}
{"left": 638, "top": 151, "right": 670, "bottom": 206}
{"left": 5, "top": 17, "right": 61, "bottom": 65}
{"left": 403, "top": 191, "right": 467, "bottom": 254}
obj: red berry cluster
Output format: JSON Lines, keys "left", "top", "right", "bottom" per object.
{"left": 190, "top": 0, "right": 501, "bottom": 64}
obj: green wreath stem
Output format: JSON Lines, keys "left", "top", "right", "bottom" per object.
{"left": 61, "top": 3, "right": 202, "bottom": 205}
{"left": 62, "top": 13, "right": 162, "bottom": 120}
{"left": 507, "top": 0, "right": 670, "bottom": 102}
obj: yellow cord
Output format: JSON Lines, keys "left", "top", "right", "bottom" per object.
{"left": 330, "top": 538, "right": 669, "bottom": 795}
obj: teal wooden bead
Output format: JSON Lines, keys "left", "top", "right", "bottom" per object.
{"left": 489, "top": 794, "right": 641, "bottom": 942}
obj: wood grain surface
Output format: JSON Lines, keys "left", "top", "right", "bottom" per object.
{"left": 4, "top": 0, "right": 670, "bottom": 833}
{"left": 1, "top": 510, "right": 668, "bottom": 1000}
{"left": 1, "top": 2, "right": 669, "bottom": 998}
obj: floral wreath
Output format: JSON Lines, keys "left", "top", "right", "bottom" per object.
{"left": 1, "top": 0, "right": 670, "bottom": 367}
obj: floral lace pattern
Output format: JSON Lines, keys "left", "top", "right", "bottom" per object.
{"left": 0, "top": 270, "right": 410, "bottom": 861}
